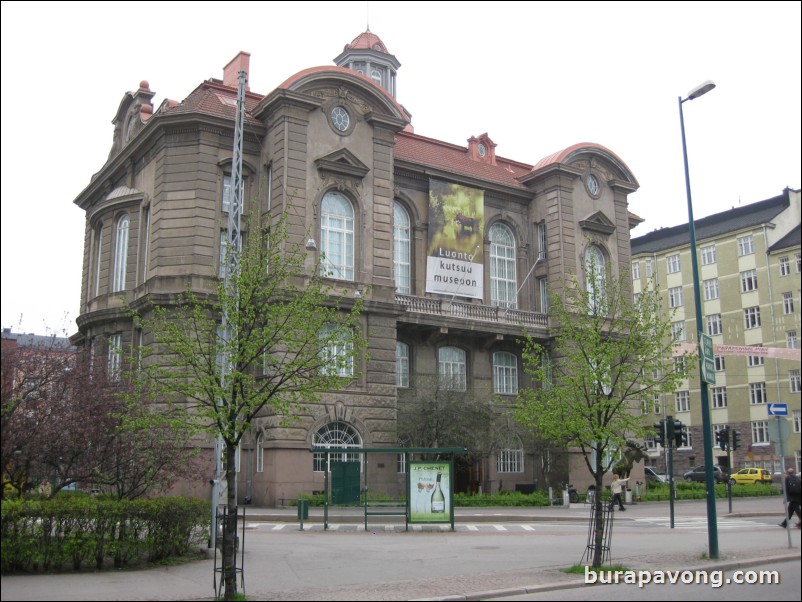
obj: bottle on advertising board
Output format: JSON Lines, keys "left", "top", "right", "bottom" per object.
{"left": 431, "top": 473, "right": 445, "bottom": 513}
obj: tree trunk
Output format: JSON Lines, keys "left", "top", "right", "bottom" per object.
{"left": 592, "top": 463, "right": 606, "bottom": 568}
{"left": 222, "top": 440, "right": 238, "bottom": 600}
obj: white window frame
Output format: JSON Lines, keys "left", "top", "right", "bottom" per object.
{"left": 320, "top": 324, "right": 354, "bottom": 378}
{"left": 320, "top": 191, "right": 355, "bottom": 281}
{"left": 396, "top": 341, "right": 409, "bottom": 388}
{"left": 671, "top": 321, "right": 686, "bottom": 342}
{"left": 489, "top": 223, "right": 517, "bottom": 309}
{"left": 113, "top": 214, "right": 129, "bottom": 292}
{"left": 737, "top": 235, "right": 755, "bottom": 256}
{"left": 669, "top": 286, "right": 683, "bottom": 308}
{"left": 783, "top": 292, "right": 794, "bottom": 314}
{"left": 701, "top": 244, "right": 716, "bottom": 265}
{"left": 706, "top": 314, "right": 723, "bottom": 336}
{"left": 740, "top": 269, "right": 758, "bottom": 293}
{"left": 537, "top": 222, "right": 547, "bottom": 260}
{"left": 393, "top": 202, "right": 412, "bottom": 294}
{"left": 538, "top": 277, "right": 549, "bottom": 313}
{"left": 787, "top": 330, "right": 798, "bottom": 349}
{"left": 585, "top": 245, "right": 606, "bottom": 314}
{"left": 793, "top": 410, "right": 801, "bottom": 434}
{"left": 631, "top": 261, "right": 640, "bottom": 280}
{"left": 107, "top": 334, "right": 122, "bottom": 381}
{"left": 675, "top": 390, "right": 690, "bottom": 413}
{"left": 666, "top": 254, "right": 681, "bottom": 274}
{"left": 711, "top": 386, "right": 727, "bottom": 408}
{"left": 496, "top": 434, "right": 524, "bottom": 473}
{"left": 312, "top": 421, "right": 362, "bottom": 472}
{"left": 751, "top": 420, "right": 769, "bottom": 445}
{"left": 791, "top": 369, "right": 801, "bottom": 393}
{"left": 714, "top": 355, "right": 726, "bottom": 371}
{"left": 493, "top": 351, "right": 518, "bottom": 395}
{"left": 645, "top": 258, "right": 653, "bottom": 278}
{"left": 438, "top": 346, "right": 466, "bottom": 391}
{"left": 749, "top": 382, "right": 767, "bottom": 405}
{"left": 222, "top": 174, "right": 233, "bottom": 213}
{"left": 779, "top": 256, "right": 790, "bottom": 276}
{"left": 744, "top": 306, "right": 761, "bottom": 329}
{"left": 703, "top": 278, "right": 720, "bottom": 300}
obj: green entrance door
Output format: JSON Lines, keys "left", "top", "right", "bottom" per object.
{"left": 331, "top": 461, "right": 360, "bottom": 505}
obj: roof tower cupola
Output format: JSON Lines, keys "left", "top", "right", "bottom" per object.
{"left": 334, "top": 29, "right": 401, "bottom": 98}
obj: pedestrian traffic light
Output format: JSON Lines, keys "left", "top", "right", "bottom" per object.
{"left": 715, "top": 428, "right": 729, "bottom": 450}
{"left": 731, "top": 430, "right": 741, "bottom": 450}
{"left": 654, "top": 420, "right": 665, "bottom": 446}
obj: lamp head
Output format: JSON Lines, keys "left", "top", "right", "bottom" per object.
{"left": 687, "top": 80, "right": 716, "bottom": 101}
{"left": 305, "top": 238, "right": 317, "bottom": 251}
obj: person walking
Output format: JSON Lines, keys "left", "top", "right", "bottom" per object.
{"left": 608, "top": 473, "right": 629, "bottom": 511}
{"left": 779, "top": 467, "right": 801, "bottom": 529}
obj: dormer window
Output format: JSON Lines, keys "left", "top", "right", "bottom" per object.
{"left": 478, "top": 144, "right": 487, "bottom": 158}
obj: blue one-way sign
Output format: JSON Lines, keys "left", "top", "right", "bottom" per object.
{"left": 767, "top": 403, "right": 788, "bottom": 416}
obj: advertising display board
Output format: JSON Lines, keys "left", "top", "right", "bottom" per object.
{"left": 409, "top": 461, "right": 452, "bottom": 523}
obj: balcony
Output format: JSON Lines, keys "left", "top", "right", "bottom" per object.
{"left": 395, "top": 294, "right": 548, "bottom": 334}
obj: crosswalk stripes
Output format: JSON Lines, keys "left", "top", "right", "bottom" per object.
{"left": 633, "top": 516, "right": 766, "bottom": 529}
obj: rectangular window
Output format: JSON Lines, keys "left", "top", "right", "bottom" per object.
{"left": 737, "top": 235, "right": 754, "bottom": 256}
{"left": 791, "top": 369, "right": 801, "bottom": 393}
{"left": 537, "top": 222, "right": 547, "bottom": 260}
{"left": 320, "top": 324, "right": 354, "bottom": 378}
{"left": 711, "top": 386, "right": 727, "bottom": 408}
{"left": 496, "top": 448, "right": 524, "bottom": 473}
{"left": 714, "top": 355, "right": 726, "bottom": 371}
{"left": 219, "top": 231, "right": 229, "bottom": 278}
{"left": 645, "top": 258, "right": 653, "bottom": 278}
{"left": 793, "top": 410, "right": 801, "bottom": 434}
{"left": 107, "top": 334, "right": 122, "bottom": 381}
{"left": 222, "top": 174, "right": 232, "bottom": 212}
{"left": 666, "top": 254, "right": 681, "bottom": 274}
{"left": 668, "top": 286, "right": 683, "bottom": 308}
{"left": 749, "top": 382, "right": 767, "bottom": 405}
{"left": 783, "top": 292, "right": 795, "bottom": 314}
{"left": 674, "top": 355, "right": 686, "bottom": 373}
{"left": 671, "top": 321, "right": 686, "bottom": 342}
{"left": 396, "top": 342, "right": 409, "bottom": 388}
{"left": 701, "top": 244, "right": 716, "bottom": 265}
{"left": 680, "top": 430, "right": 692, "bottom": 449}
{"left": 779, "top": 256, "right": 790, "bottom": 276}
{"left": 713, "top": 424, "right": 727, "bottom": 448}
{"left": 788, "top": 331, "right": 798, "bottom": 349}
{"left": 631, "top": 261, "right": 640, "bottom": 280}
{"left": 397, "top": 453, "right": 406, "bottom": 474}
{"left": 752, "top": 420, "right": 769, "bottom": 444}
{"left": 743, "top": 306, "right": 761, "bottom": 329}
{"left": 747, "top": 350, "right": 765, "bottom": 367}
{"left": 796, "top": 253, "right": 801, "bottom": 273}
{"left": 493, "top": 352, "right": 519, "bottom": 395}
{"left": 706, "top": 314, "right": 722, "bottom": 336}
{"left": 538, "top": 277, "right": 549, "bottom": 314}
{"left": 256, "top": 438, "right": 264, "bottom": 473}
{"left": 703, "top": 278, "right": 720, "bottom": 300}
{"left": 675, "top": 390, "right": 690, "bottom": 413}
{"left": 653, "top": 394, "right": 661, "bottom": 415}
{"left": 740, "top": 269, "right": 758, "bottom": 292}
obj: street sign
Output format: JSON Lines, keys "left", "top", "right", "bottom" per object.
{"left": 699, "top": 332, "right": 716, "bottom": 385}
{"left": 767, "top": 403, "right": 788, "bottom": 416}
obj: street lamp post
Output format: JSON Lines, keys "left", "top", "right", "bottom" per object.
{"left": 679, "top": 80, "right": 718, "bottom": 559}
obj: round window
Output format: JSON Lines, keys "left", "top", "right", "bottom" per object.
{"left": 331, "top": 106, "right": 350, "bottom": 132}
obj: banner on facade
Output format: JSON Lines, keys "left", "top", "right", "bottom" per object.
{"left": 425, "top": 180, "right": 484, "bottom": 299}
{"left": 673, "top": 342, "right": 801, "bottom": 361}
{"left": 409, "top": 461, "right": 452, "bottom": 523}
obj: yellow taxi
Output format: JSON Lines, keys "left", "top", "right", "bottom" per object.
{"left": 728, "top": 468, "right": 772, "bottom": 485}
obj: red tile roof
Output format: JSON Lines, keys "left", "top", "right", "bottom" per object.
{"left": 394, "top": 131, "right": 533, "bottom": 189}
{"left": 162, "top": 79, "right": 263, "bottom": 126}
{"left": 344, "top": 30, "right": 390, "bottom": 54}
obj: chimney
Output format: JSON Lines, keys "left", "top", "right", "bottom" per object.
{"left": 223, "top": 51, "right": 251, "bottom": 91}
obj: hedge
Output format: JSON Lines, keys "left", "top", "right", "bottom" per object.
{"left": 1, "top": 496, "right": 209, "bottom": 573}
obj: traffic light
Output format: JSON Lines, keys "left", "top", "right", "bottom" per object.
{"left": 676, "top": 424, "right": 689, "bottom": 447}
{"left": 715, "top": 428, "right": 730, "bottom": 450}
{"left": 666, "top": 416, "right": 676, "bottom": 446}
{"left": 732, "top": 430, "right": 741, "bottom": 451}
{"left": 672, "top": 419, "right": 685, "bottom": 448}
{"left": 654, "top": 420, "right": 665, "bottom": 446}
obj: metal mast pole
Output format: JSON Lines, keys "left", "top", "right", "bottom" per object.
{"left": 210, "top": 69, "right": 246, "bottom": 548}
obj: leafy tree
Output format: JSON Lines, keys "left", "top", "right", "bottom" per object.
{"left": 514, "top": 264, "right": 690, "bottom": 567}
{"left": 131, "top": 211, "right": 366, "bottom": 600}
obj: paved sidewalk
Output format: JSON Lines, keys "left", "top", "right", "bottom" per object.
{"left": 1, "top": 497, "right": 799, "bottom": 601}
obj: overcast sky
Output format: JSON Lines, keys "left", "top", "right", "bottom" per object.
{"left": 2, "top": 1, "right": 800, "bottom": 336}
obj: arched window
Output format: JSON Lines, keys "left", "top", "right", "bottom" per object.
{"left": 489, "top": 223, "right": 517, "bottom": 308}
{"left": 438, "top": 346, "right": 466, "bottom": 391}
{"left": 93, "top": 224, "right": 103, "bottom": 297}
{"left": 396, "top": 341, "right": 409, "bottom": 388}
{"left": 393, "top": 202, "right": 412, "bottom": 294}
{"left": 113, "top": 215, "right": 129, "bottom": 292}
{"left": 493, "top": 351, "right": 518, "bottom": 395}
{"left": 312, "top": 421, "right": 362, "bottom": 472}
{"left": 321, "top": 191, "right": 354, "bottom": 280}
{"left": 370, "top": 68, "right": 383, "bottom": 86}
{"left": 585, "top": 244, "right": 606, "bottom": 313}
{"left": 496, "top": 433, "right": 524, "bottom": 473}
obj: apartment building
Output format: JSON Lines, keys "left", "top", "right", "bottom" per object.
{"left": 631, "top": 189, "right": 801, "bottom": 477}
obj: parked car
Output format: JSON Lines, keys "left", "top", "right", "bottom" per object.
{"left": 644, "top": 467, "right": 668, "bottom": 483}
{"left": 683, "top": 465, "right": 730, "bottom": 483}
{"left": 728, "top": 468, "right": 772, "bottom": 485}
